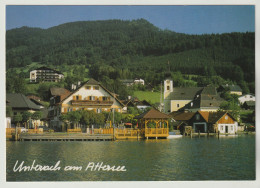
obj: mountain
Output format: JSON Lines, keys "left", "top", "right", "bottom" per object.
{"left": 6, "top": 19, "right": 255, "bottom": 93}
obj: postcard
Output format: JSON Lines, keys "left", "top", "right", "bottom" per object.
{"left": 1, "top": 0, "right": 259, "bottom": 188}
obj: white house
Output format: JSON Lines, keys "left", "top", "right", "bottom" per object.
{"left": 238, "top": 94, "right": 255, "bottom": 104}
{"left": 49, "top": 79, "right": 125, "bottom": 130}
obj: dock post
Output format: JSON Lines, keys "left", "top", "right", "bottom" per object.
{"left": 198, "top": 130, "right": 200, "bottom": 138}
{"left": 15, "top": 127, "right": 18, "bottom": 141}
{"left": 218, "top": 131, "right": 220, "bottom": 139}
{"left": 190, "top": 131, "right": 192, "bottom": 138}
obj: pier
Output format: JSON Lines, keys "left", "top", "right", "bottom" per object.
{"left": 18, "top": 133, "right": 113, "bottom": 141}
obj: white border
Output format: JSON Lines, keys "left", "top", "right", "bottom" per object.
{"left": 1, "top": 1, "right": 259, "bottom": 188}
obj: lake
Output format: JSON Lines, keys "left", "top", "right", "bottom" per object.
{"left": 6, "top": 134, "right": 255, "bottom": 181}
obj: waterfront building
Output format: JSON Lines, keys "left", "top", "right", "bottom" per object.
{"left": 49, "top": 78, "right": 125, "bottom": 130}
{"left": 6, "top": 93, "right": 46, "bottom": 128}
{"left": 163, "top": 79, "right": 224, "bottom": 113}
{"left": 30, "top": 66, "right": 64, "bottom": 83}
{"left": 134, "top": 108, "right": 170, "bottom": 139}
{"left": 190, "top": 111, "right": 238, "bottom": 134}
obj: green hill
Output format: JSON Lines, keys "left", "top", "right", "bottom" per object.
{"left": 6, "top": 19, "right": 255, "bottom": 95}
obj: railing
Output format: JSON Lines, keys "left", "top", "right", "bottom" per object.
{"left": 114, "top": 128, "right": 140, "bottom": 138}
{"left": 94, "top": 128, "right": 113, "bottom": 134}
{"left": 6, "top": 128, "right": 16, "bottom": 139}
{"left": 144, "top": 128, "right": 169, "bottom": 137}
{"left": 71, "top": 100, "right": 113, "bottom": 106}
{"left": 67, "top": 128, "right": 82, "bottom": 133}
{"left": 28, "top": 128, "right": 44, "bottom": 134}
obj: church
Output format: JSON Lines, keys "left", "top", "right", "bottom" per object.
{"left": 163, "top": 79, "right": 225, "bottom": 113}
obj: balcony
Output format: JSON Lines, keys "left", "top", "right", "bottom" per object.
{"left": 71, "top": 100, "right": 113, "bottom": 106}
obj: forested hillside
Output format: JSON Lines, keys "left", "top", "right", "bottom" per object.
{"left": 6, "top": 19, "right": 255, "bottom": 96}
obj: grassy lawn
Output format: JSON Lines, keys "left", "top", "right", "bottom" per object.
{"left": 133, "top": 91, "right": 161, "bottom": 104}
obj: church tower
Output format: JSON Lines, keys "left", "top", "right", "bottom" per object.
{"left": 163, "top": 79, "right": 173, "bottom": 113}
{"left": 164, "top": 79, "right": 173, "bottom": 99}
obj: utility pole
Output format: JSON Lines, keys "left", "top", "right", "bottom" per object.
{"left": 160, "top": 82, "right": 162, "bottom": 112}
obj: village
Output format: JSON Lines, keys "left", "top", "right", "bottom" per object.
{"left": 6, "top": 66, "right": 255, "bottom": 141}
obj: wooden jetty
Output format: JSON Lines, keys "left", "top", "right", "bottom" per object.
{"left": 19, "top": 133, "right": 113, "bottom": 141}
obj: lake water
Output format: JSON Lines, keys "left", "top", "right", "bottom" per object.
{"left": 6, "top": 134, "right": 255, "bottom": 181}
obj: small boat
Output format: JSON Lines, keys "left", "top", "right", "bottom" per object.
{"left": 168, "top": 135, "right": 183, "bottom": 139}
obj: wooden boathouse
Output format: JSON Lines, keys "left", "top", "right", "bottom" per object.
{"left": 134, "top": 108, "right": 170, "bottom": 139}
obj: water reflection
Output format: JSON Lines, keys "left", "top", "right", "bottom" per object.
{"left": 6, "top": 134, "right": 255, "bottom": 181}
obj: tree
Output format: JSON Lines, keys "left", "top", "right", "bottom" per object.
{"left": 67, "top": 111, "right": 82, "bottom": 129}
{"left": 22, "top": 111, "right": 32, "bottom": 129}
{"left": 13, "top": 113, "right": 22, "bottom": 127}
{"left": 220, "top": 100, "right": 241, "bottom": 121}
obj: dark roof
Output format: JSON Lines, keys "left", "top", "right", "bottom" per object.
{"left": 180, "top": 86, "right": 224, "bottom": 110}
{"left": 136, "top": 100, "right": 151, "bottom": 107}
{"left": 121, "top": 79, "right": 134, "bottom": 83}
{"left": 6, "top": 93, "right": 41, "bottom": 110}
{"left": 169, "top": 111, "right": 195, "bottom": 121}
{"left": 85, "top": 78, "right": 100, "bottom": 85}
{"left": 168, "top": 87, "right": 203, "bottom": 100}
{"left": 134, "top": 108, "right": 170, "bottom": 119}
{"left": 50, "top": 87, "right": 71, "bottom": 96}
{"left": 221, "top": 84, "right": 242, "bottom": 92}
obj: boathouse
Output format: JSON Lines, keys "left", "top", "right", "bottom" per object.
{"left": 190, "top": 111, "right": 238, "bottom": 134}
{"left": 134, "top": 108, "right": 170, "bottom": 139}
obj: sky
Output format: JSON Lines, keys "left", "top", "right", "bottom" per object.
{"left": 6, "top": 5, "right": 255, "bottom": 34}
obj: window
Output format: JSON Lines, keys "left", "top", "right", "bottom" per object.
{"left": 177, "top": 104, "right": 180, "bottom": 108}
{"left": 90, "top": 96, "right": 95, "bottom": 101}
{"left": 231, "top": 126, "right": 233, "bottom": 131}
{"left": 196, "top": 114, "right": 200, "bottom": 120}
{"left": 97, "top": 108, "right": 101, "bottom": 113}
{"left": 250, "top": 96, "right": 253, "bottom": 98}
{"left": 76, "top": 96, "right": 79, "bottom": 100}
{"left": 190, "top": 102, "right": 193, "bottom": 107}
{"left": 167, "top": 86, "right": 170, "bottom": 90}
{"left": 221, "top": 126, "right": 223, "bottom": 131}
{"left": 86, "top": 86, "right": 91, "bottom": 90}
{"left": 94, "top": 86, "right": 99, "bottom": 90}
{"left": 225, "top": 115, "right": 228, "bottom": 120}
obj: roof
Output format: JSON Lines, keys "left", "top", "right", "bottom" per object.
{"left": 136, "top": 100, "right": 151, "bottom": 107}
{"left": 134, "top": 108, "right": 170, "bottom": 119}
{"left": 221, "top": 84, "right": 242, "bottom": 92}
{"left": 60, "top": 78, "right": 124, "bottom": 107}
{"left": 197, "top": 111, "right": 235, "bottom": 123}
{"left": 121, "top": 79, "right": 134, "bottom": 83}
{"left": 50, "top": 87, "right": 71, "bottom": 96}
{"left": 168, "top": 87, "right": 203, "bottom": 100}
{"left": 6, "top": 93, "right": 41, "bottom": 110}
{"left": 33, "top": 66, "right": 64, "bottom": 75}
{"left": 180, "top": 86, "right": 224, "bottom": 110}
{"left": 169, "top": 111, "right": 195, "bottom": 121}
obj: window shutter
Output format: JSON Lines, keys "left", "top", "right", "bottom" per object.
{"left": 73, "top": 96, "right": 76, "bottom": 100}
{"left": 79, "top": 95, "right": 82, "bottom": 100}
